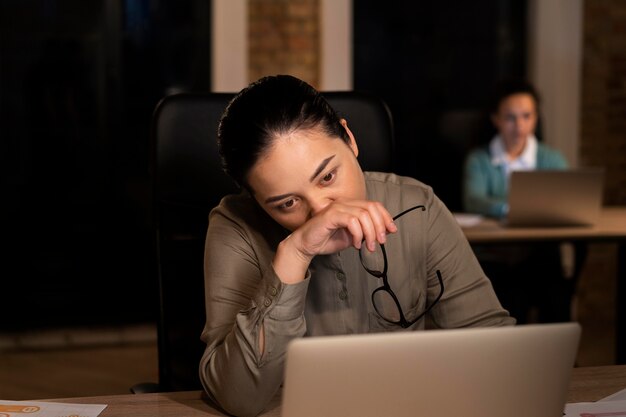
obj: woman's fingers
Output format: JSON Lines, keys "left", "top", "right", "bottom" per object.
{"left": 303, "top": 199, "right": 396, "bottom": 254}
{"left": 348, "top": 200, "right": 397, "bottom": 251}
{"left": 345, "top": 206, "right": 380, "bottom": 251}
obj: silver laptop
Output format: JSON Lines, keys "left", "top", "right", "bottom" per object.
{"left": 281, "top": 322, "right": 581, "bottom": 417}
{"left": 507, "top": 168, "right": 604, "bottom": 227}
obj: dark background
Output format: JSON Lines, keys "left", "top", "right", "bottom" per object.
{"left": 0, "top": 0, "right": 526, "bottom": 329}
{"left": 354, "top": 0, "right": 526, "bottom": 211}
{"left": 1, "top": 0, "right": 211, "bottom": 328}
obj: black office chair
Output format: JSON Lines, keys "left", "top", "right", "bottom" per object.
{"left": 133, "top": 90, "right": 395, "bottom": 393}
{"left": 323, "top": 91, "right": 395, "bottom": 173}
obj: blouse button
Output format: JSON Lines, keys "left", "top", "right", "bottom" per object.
{"left": 338, "top": 290, "right": 348, "bottom": 300}
{"left": 264, "top": 298, "right": 272, "bottom": 307}
{"left": 336, "top": 272, "right": 346, "bottom": 281}
{"left": 269, "top": 286, "right": 278, "bottom": 296}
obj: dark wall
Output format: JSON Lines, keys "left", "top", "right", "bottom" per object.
{"left": 0, "top": 0, "right": 211, "bottom": 329}
{"left": 1, "top": 0, "right": 527, "bottom": 330}
{"left": 354, "top": 0, "right": 527, "bottom": 211}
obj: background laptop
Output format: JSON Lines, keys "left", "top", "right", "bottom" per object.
{"left": 506, "top": 168, "right": 604, "bottom": 227}
{"left": 281, "top": 322, "right": 581, "bottom": 417}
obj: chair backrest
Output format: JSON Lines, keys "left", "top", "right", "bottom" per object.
{"left": 323, "top": 91, "right": 395, "bottom": 172}
{"left": 151, "top": 90, "right": 395, "bottom": 391}
{"left": 152, "top": 93, "right": 237, "bottom": 392}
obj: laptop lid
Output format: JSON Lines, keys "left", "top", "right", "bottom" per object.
{"left": 507, "top": 168, "right": 604, "bottom": 227}
{"left": 281, "top": 322, "right": 581, "bottom": 417}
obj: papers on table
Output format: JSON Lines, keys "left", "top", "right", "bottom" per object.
{"left": 565, "top": 400, "right": 626, "bottom": 416}
{"left": 565, "top": 388, "right": 626, "bottom": 416}
{"left": 601, "top": 387, "right": 626, "bottom": 402}
{"left": 0, "top": 400, "right": 106, "bottom": 417}
{"left": 452, "top": 213, "right": 484, "bottom": 228}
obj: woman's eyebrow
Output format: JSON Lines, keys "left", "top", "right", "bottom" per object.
{"left": 309, "top": 155, "right": 335, "bottom": 182}
{"left": 264, "top": 155, "right": 337, "bottom": 204}
{"left": 265, "top": 192, "right": 292, "bottom": 204}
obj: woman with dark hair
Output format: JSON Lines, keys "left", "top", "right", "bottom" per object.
{"left": 462, "top": 78, "right": 583, "bottom": 327}
{"left": 463, "top": 78, "right": 568, "bottom": 218}
{"left": 200, "top": 74, "right": 514, "bottom": 417}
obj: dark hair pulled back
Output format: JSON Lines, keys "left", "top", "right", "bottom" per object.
{"left": 217, "top": 74, "right": 349, "bottom": 189}
{"left": 489, "top": 78, "right": 541, "bottom": 115}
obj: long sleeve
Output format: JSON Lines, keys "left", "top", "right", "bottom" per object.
{"left": 536, "top": 144, "right": 568, "bottom": 169}
{"left": 199, "top": 196, "right": 306, "bottom": 417}
{"left": 198, "top": 174, "right": 515, "bottom": 416}
{"left": 462, "top": 148, "right": 508, "bottom": 218}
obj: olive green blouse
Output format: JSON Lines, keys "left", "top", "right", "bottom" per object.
{"left": 200, "top": 171, "right": 515, "bottom": 417}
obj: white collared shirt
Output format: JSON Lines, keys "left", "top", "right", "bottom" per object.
{"left": 489, "top": 134, "right": 538, "bottom": 180}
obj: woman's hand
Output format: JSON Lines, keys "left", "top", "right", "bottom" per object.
{"left": 295, "top": 199, "right": 397, "bottom": 255}
{"left": 273, "top": 200, "right": 397, "bottom": 284}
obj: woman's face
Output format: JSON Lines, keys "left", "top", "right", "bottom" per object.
{"left": 491, "top": 93, "right": 538, "bottom": 155}
{"left": 247, "top": 121, "right": 366, "bottom": 231}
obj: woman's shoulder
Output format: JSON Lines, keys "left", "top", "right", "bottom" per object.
{"left": 210, "top": 191, "right": 283, "bottom": 233}
{"left": 536, "top": 142, "right": 568, "bottom": 168}
{"left": 465, "top": 144, "right": 491, "bottom": 161}
{"left": 363, "top": 171, "right": 456, "bottom": 230}
{"left": 211, "top": 190, "right": 254, "bottom": 216}
{"left": 364, "top": 171, "right": 435, "bottom": 208}
{"left": 536, "top": 141, "right": 564, "bottom": 156}
{"left": 364, "top": 171, "right": 431, "bottom": 189}
{"left": 207, "top": 191, "right": 288, "bottom": 255}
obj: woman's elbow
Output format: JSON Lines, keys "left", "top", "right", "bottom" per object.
{"left": 200, "top": 369, "right": 271, "bottom": 417}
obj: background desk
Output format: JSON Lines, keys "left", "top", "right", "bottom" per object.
{"left": 460, "top": 207, "right": 626, "bottom": 364}
{"left": 45, "top": 365, "right": 626, "bottom": 417}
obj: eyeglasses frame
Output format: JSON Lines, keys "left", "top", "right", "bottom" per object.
{"left": 359, "top": 205, "right": 444, "bottom": 328}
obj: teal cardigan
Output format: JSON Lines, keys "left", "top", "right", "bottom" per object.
{"left": 462, "top": 143, "right": 568, "bottom": 218}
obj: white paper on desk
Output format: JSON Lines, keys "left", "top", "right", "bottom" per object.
{"left": 0, "top": 399, "right": 106, "bottom": 417}
{"left": 453, "top": 213, "right": 484, "bottom": 228}
{"left": 565, "top": 399, "right": 626, "bottom": 416}
{"left": 601, "top": 388, "right": 626, "bottom": 401}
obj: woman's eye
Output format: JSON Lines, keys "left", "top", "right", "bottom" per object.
{"left": 278, "top": 199, "right": 296, "bottom": 210}
{"left": 321, "top": 170, "right": 336, "bottom": 185}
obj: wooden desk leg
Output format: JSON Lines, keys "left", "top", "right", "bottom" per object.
{"left": 617, "top": 241, "right": 626, "bottom": 364}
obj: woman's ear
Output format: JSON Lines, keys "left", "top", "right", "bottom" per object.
{"left": 341, "top": 119, "right": 359, "bottom": 157}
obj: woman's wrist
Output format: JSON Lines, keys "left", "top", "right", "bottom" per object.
{"left": 273, "top": 234, "right": 313, "bottom": 284}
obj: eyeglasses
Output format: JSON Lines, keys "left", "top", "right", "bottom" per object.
{"left": 358, "top": 205, "right": 444, "bottom": 328}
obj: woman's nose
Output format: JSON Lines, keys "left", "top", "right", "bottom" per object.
{"left": 309, "top": 196, "right": 334, "bottom": 217}
{"left": 512, "top": 118, "right": 525, "bottom": 133}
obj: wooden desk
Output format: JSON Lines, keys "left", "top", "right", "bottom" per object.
{"left": 568, "top": 365, "right": 626, "bottom": 403}
{"left": 461, "top": 207, "right": 626, "bottom": 243}
{"left": 46, "top": 390, "right": 281, "bottom": 417}
{"left": 45, "top": 365, "right": 626, "bottom": 416}
{"left": 460, "top": 207, "right": 626, "bottom": 364}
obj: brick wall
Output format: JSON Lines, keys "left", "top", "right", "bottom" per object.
{"left": 581, "top": 0, "right": 626, "bottom": 205}
{"left": 248, "top": 0, "right": 320, "bottom": 88}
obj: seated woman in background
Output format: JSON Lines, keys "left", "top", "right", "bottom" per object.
{"left": 462, "top": 78, "right": 585, "bottom": 325}
{"left": 463, "top": 79, "right": 567, "bottom": 218}
{"left": 200, "top": 74, "right": 515, "bottom": 417}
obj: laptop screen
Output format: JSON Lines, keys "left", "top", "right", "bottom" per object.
{"left": 507, "top": 168, "right": 604, "bottom": 227}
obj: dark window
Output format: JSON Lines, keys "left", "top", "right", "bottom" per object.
{"left": 354, "top": 0, "right": 527, "bottom": 211}
{"left": 0, "top": 0, "right": 211, "bottom": 329}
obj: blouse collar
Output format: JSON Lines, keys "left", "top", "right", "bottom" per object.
{"left": 489, "top": 134, "right": 538, "bottom": 170}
